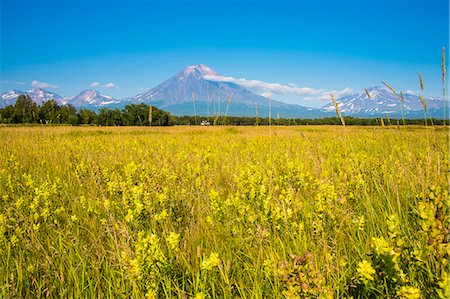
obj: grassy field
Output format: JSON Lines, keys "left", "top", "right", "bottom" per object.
{"left": 0, "top": 126, "right": 448, "bottom": 298}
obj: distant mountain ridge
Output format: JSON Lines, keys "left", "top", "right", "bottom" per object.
{"left": 0, "top": 88, "right": 67, "bottom": 107}
{"left": 0, "top": 65, "right": 446, "bottom": 119}
{"left": 0, "top": 88, "right": 119, "bottom": 110}
{"left": 320, "top": 85, "right": 447, "bottom": 118}
{"left": 69, "top": 89, "right": 120, "bottom": 109}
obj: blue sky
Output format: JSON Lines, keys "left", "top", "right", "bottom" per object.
{"left": 1, "top": 0, "right": 448, "bottom": 107}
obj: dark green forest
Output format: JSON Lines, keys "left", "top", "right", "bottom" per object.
{"left": 0, "top": 95, "right": 170, "bottom": 126}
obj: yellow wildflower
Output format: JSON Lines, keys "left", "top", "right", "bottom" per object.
{"left": 154, "top": 209, "right": 168, "bottom": 222}
{"left": 357, "top": 259, "right": 376, "bottom": 282}
{"left": 396, "top": 286, "right": 421, "bottom": 299}
{"left": 125, "top": 209, "right": 134, "bottom": 222}
{"left": 201, "top": 252, "right": 220, "bottom": 270}
{"left": 371, "top": 237, "right": 393, "bottom": 255}
{"left": 194, "top": 292, "right": 204, "bottom": 299}
{"left": 352, "top": 215, "right": 365, "bottom": 231}
{"left": 166, "top": 232, "right": 180, "bottom": 251}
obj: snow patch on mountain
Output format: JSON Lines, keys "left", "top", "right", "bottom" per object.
{"left": 68, "top": 89, "right": 119, "bottom": 108}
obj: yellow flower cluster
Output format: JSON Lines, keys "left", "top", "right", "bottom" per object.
{"left": 396, "top": 286, "right": 421, "bottom": 299}
{"left": 357, "top": 260, "right": 376, "bottom": 282}
{"left": 201, "top": 252, "right": 220, "bottom": 271}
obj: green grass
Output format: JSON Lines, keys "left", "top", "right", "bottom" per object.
{"left": 0, "top": 126, "right": 448, "bottom": 298}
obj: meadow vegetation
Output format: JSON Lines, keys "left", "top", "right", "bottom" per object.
{"left": 0, "top": 126, "right": 448, "bottom": 298}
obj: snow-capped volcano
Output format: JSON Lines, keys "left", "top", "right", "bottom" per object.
{"left": 321, "top": 85, "right": 446, "bottom": 117}
{"left": 128, "top": 64, "right": 224, "bottom": 105}
{"left": 125, "top": 64, "right": 317, "bottom": 117}
{"left": 0, "top": 88, "right": 66, "bottom": 107}
{"left": 27, "top": 88, "right": 66, "bottom": 105}
{"left": 1, "top": 90, "right": 26, "bottom": 106}
{"left": 68, "top": 89, "right": 119, "bottom": 108}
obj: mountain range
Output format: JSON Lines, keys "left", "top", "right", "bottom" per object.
{"left": 1, "top": 65, "right": 447, "bottom": 119}
{"left": 321, "top": 85, "right": 446, "bottom": 118}
{"left": 1, "top": 88, "right": 67, "bottom": 107}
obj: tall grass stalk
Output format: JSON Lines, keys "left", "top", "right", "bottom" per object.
{"left": 382, "top": 81, "right": 405, "bottom": 126}
{"left": 442, "top": 47, "right": 447, "bottom": 126}
{"left": 268, "top": 91, "right": 272, "bottom": 129}
{"left": 255, "top": 101, "right": 259, "bottom": 126}
{"left": 207, "top": 82, "right": 210, "bottom": 120}
{"left": 148, "top": 105, "right": 153, "bottom": 126}
{"left": 330, "top": 93, "right": 345, "bottom": 126}
{"left": 385, "top": 113, "right": 392, "bottom": 126}
{"left": 212, "top": 86, "right": 216, "bottom": 120}
{"left": 214, "top": 87, "right": 220, "bottom": 126}
{"left": 400, "top": 91, "right": 406, "bottom": 126}
{"left": 418, "top": 72, "right": 427, "bottom": 127}
{"left": 192, "top": 91, "right": 197, "bottom": 126}
{"left": 222, "top": 93, "right": 233, "bottom": 125}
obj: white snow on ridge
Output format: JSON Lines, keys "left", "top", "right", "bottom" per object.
{"left": 2, "top": 91, "right": 21, "bottom": 100}
{"left": 184, "top": 64, "right": 218, "bottom": 77}
{"left": 100, "top": 100, "right": 116, "bottom": 105}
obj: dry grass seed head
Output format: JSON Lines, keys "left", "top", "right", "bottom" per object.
{"left": 382, "top": 81, "right": 397, "bottom": 95}
{"left": 419, "top": 95, "right": 427, "bottom": 110}
{"left": 442, "top": 47, "right": 446, "bottom": 85}
{"left": 418, "top": 72, "right": 424, "bottom": 92}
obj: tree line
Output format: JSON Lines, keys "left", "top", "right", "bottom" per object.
{"left": 0, "top": 95, "right": 170, "bottom": 126}
{"left": 0, "top": 95, "right": 444, "bottom": 126}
